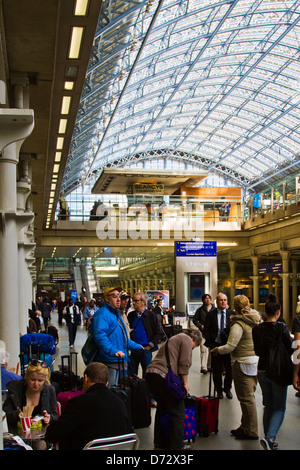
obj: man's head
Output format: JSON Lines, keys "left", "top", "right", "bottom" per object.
{"left": 120, "top": 292, "right": 130, "bottom": 310}
{"left": 216, "top": 292, "right": 228, "bottom": 311}
{"left": 132, "top": 292, "right": 147, "bottom": 313}
{"left": 202, "top": 293, "right": 212, "bottom": 306}
{"left": 103, "top": 286, "right": 122, "bottom": 309}
{"left": 83, "top": 362, "right": 109, "bottom": 391}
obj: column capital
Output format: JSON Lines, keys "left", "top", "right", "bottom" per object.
{"left": 0, "top": 108, "right": 34, "bottom": 153}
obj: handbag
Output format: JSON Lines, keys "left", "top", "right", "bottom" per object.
{"left": 164, "top": 340, "right": 187, "bottom": 401}
{"left": 81, "top": 334, "right": 98, "bottom": 366}
{"left": 266, "top": 322, "right": 293, "bottom": 387}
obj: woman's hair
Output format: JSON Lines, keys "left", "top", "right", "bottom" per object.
{"left": 233, "top": 295, "right": 250, "bottom": 315}
{"left": 185, "top": 328, "right": 202, "bottom": 347}
{"left": 265, "top": 293, "right": 281, "bottom": 317}
{"left": 25, "top": 362, "right": 50, "bottom": 384}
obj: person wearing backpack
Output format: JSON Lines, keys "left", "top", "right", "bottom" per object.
{"left": 252, "top": 294, "right": 293, "bottom": 451}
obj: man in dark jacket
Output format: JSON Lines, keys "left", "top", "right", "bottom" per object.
{"left": 128, "top": 292, "right": 161, "bottom": 378}
{"left": 193, "top": 293, "right": 213, "bottom": 373}
{"left": 45, "top": 362, "right": 131, "bottom": 450}
{"left": 203, "top": 292, "right": 235, "bottom": 398}
{"left": 40, "top": 297, "right": 52, "bottom": 331}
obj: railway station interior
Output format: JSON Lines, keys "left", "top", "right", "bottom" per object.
{"left": 1, "top": 0, "right": 300, "bottom": 452}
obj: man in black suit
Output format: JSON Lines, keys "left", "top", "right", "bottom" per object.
{"left": 203, "top": 292, "right": 234, "bottom": 399}
{"left": 45, "top": 362, "right": 131, "bottom": 450}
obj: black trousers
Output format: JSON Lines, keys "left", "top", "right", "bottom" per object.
{"left": 211, "top": 344, "right": 232, "bottom": 392}
{"left": 146, "top": 373, "right": 185, "bottom": 449}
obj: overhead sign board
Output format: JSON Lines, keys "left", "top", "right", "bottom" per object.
{"left": 133, "top": 183, "right": 164, "bottom": 194}
{"left": 50, "top": 273, "right": 74, "bottom": 283}
{"left": 175, "top": 241, "right": 217, "bottom": 257}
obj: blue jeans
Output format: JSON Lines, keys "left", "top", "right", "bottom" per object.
{"left": 258, "top": 371, "right": 288, "bottom": 442}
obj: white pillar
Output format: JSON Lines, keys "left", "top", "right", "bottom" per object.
{"left": 0, "top": 143, "right": 21, "bottom": 368}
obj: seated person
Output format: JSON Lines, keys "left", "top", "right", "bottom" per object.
{"left": 3, "top": 359, "right": 57, "bottom": 426}
{"left": 45, "top": 362, "right": 132, "bottom": 450}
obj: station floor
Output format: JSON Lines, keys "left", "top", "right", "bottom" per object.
{"left": 50, "top": 312, "right": 300, "bottom": 452}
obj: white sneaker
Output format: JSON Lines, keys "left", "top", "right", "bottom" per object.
{"left": 260, "top": 438, "right": 278, "bottom": 450}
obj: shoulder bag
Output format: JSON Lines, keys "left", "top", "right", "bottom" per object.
{"left": 81, "top": 334, "right": 98, "bottom": 366}
{"left": 164, "top": 340, "right": 187, "bottom": 400}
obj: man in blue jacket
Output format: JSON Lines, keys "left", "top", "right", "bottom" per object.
{"left": 91, "top": 286, "right": 143, "bottom": 387}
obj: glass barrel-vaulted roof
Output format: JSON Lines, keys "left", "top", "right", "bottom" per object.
{"left": 62, "top": 0, "right": 300, "bottom": 195}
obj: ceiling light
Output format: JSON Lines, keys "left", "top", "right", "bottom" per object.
{"left": 74, "top": 0, "right": 89, "bottom": 16}
{"left": 64, "top": 81, "right": 74, "bottom": 90}
{"left": 61, "top": 96, "right": 71, "bottom": 114}
{"left": 56, "top": 137, "right": 64, "bottom": 149}
{"left": 55, "top": 152, "right": 62, "bottom": 163}
{"left": 68, "top": 26, "right": 84, "bottom": 59}
{"left": 58, "top": 119, "right": 68, "bottom": 134}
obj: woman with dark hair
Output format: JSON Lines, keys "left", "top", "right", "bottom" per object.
{"left": 252, "top": 294, "right": 293, "bottom": 451}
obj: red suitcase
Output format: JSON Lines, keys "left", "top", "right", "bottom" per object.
{"left": 197, "top": 371, "right": 219, "bottom": 437}
{"left": 57, "top": 389, "right": 84, "bottom": 413}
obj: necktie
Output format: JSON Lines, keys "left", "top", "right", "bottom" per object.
{"left": 220, "top": 310, "right": 225, "bottom": 333}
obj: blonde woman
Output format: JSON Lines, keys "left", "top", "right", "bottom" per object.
{"left": 211, "top": 295, "right": 261, "bottom": 440}
{"left": 4, "top": 359, "right": 57, "bottom": 427}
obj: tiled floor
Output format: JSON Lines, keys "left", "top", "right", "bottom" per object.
{"left": 51, "top": 312, "right": 300, "bottom": 451}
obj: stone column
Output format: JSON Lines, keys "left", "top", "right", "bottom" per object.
{"left": 291, "top": 260, "right": 298, "bottom": 318}
{"left": 279, "top": 250, "right": 290, "bottom": 325}
{"left": 228, "top": 259, "right": 236, "bottom": 309}
{"left": 18, "top": 154, "right": 35, "bottom": 335}
{"left": 0, "top": 84, "right": 34, "bottom": 369}
{"left": 250, "top": 255, "right": 260, "bottom": 311}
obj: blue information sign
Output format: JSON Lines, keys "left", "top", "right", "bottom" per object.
{"left": 175, "top": 241, "right": 217, "bottom": 257}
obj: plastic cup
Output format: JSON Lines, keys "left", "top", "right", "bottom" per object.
{"left": 20, "top": 416, "right": 31, "bottom": 432}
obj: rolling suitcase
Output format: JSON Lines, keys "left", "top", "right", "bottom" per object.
{"left": 56, "top": 353, "right": 84, "bottom": 412}
{"left": 171, "top": 321, "right": 183, "bottom": 336}
{"left": 111, "top": 359, "right": 133, "bottom": 430}
{"left": 125, "top": 374, "right": 151, "bottom": 429}
{"left": 52, "top": 351, "right": 81, "bottom": 392}
{"left": 197, "top": 370, "right": 219, "bottom": 437}
{"left": 184, "top": 395, "right": 198, "bottom": 442}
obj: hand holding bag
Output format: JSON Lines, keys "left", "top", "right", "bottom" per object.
{"left": 164, "top": 340, "right": 187, "bottom": 401}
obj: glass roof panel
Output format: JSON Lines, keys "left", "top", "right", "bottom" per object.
{"left": 62, "top": 0, "right": 300, "bottom": 194}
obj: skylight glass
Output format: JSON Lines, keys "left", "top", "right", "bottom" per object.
{"left": 62, "top": 0, "right": 300, "bottom": 194}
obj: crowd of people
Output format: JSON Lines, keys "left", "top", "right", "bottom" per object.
{"left": 2, "top": 288, "right": 300, "bottom": 451}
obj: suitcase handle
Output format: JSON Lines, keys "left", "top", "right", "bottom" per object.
{"left": 117, "top": 357, "right": 126, "bottom": 389}
{"left": 208, "top": 369, "right": 216, "bottom": 398}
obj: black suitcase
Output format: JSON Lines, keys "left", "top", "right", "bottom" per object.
{"left": 51, "top": 352, "right": 82, "bottom": 392}
{"left": 125, "top": 374, "right": 151, "bottom": 428}
{"left": 172, "top": 320, "right": 183, "bottom": 336}
{"left": 111, "top": 359, "right": 133, "bottom": 430}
